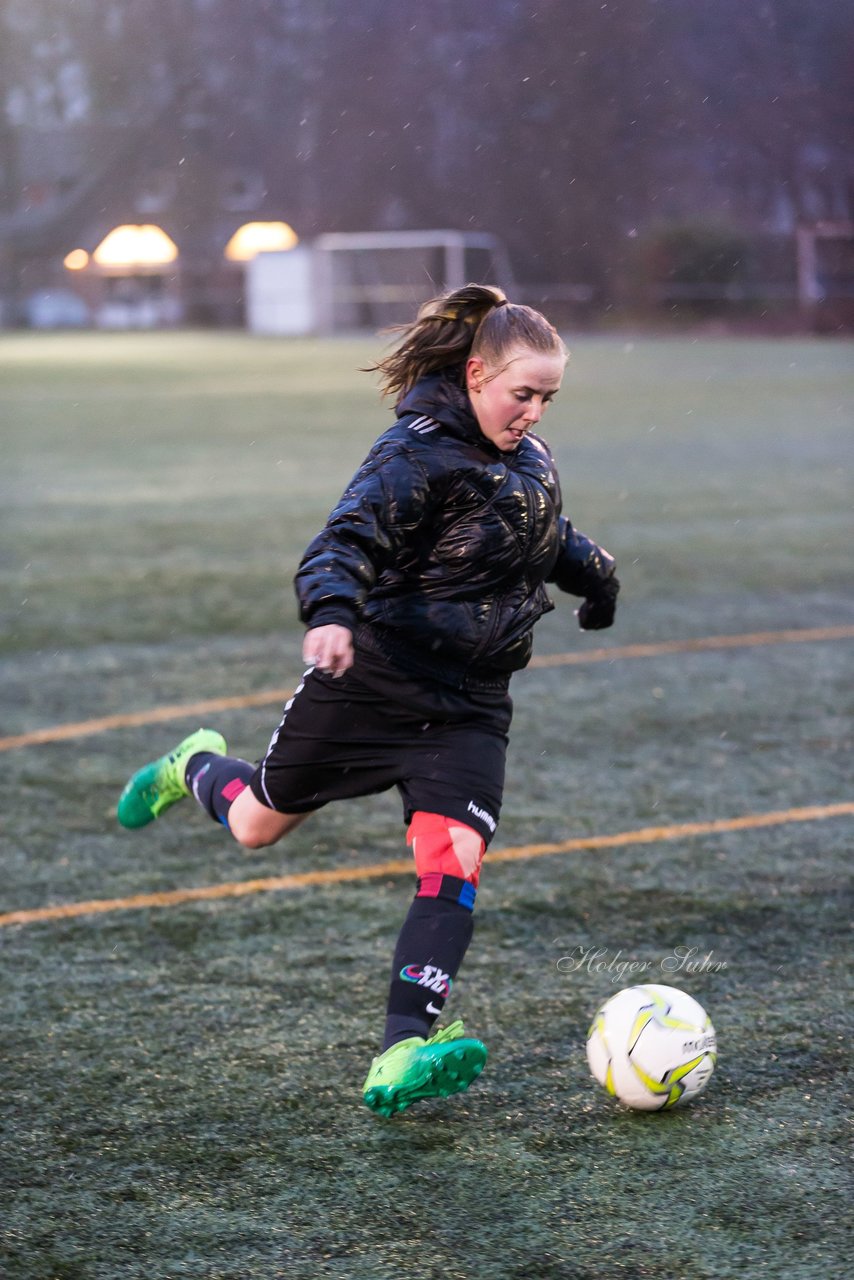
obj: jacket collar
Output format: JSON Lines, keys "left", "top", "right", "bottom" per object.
{"left": 396, "top": 369, "right": 498, "bottom": 452}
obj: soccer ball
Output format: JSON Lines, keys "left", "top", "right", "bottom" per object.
{"left": 586, "top": 983, "right": 717, "bottom": 1110}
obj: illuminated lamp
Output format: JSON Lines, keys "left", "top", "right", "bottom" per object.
{"left": 63, "top": 249, "right": 90, "bottom": 271}
{"left": 224, "top": 221, "right": 298, "bottom": 262}
{"left": 92, "top": 224, "right": 179, "bottom": 268}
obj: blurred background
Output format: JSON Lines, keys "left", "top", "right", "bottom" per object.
{"left": 1, "top": 0, "right": 853, "bottom": 335}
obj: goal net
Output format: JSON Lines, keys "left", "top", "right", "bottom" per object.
{"left": 311, "top": 230, "right": 515, "bottom": 332}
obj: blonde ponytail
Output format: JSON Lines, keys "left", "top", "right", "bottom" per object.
{"left": 369, "top": 284, "right": 506, "bottom": 401}
{"left": 369, "top": 284, "right": 565, "bottom": 401}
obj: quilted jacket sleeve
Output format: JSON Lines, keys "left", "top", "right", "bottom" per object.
{"left": 548, "top": 516, "right": 618, "bottom": 599}
{"left": 294, "top": 436, "right": 434, "bottom": 632}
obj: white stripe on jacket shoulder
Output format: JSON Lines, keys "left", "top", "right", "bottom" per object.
{"left": 406, "top": 415, "right": 441, "bottom": 434}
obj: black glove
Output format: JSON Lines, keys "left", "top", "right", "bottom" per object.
{"left": 577, "top": 575, "right": 620, "bottom": 631}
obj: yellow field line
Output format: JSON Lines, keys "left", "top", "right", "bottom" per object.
{"left": 2, "top": 624, "right": 852, "bottom": 754}
{"left": 1, "top": 802, "right": 851, "bottom": 930}
{"left": 526, "top": 624, "right": 854, "bottom": 668}
{"left": 0, "top": 690, "right": 289, "bottom": 753}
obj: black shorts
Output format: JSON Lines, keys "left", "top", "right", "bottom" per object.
{"left": 248, "top": 648, "right": 512, "bottom": 845}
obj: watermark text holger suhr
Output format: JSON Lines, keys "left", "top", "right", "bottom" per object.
{"left": 555, "top": 944, "right": 728, "bottom": 984}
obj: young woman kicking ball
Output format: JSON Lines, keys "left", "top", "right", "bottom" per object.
{"left": 117, "top": 284, "right": 619, "bottom": 1116}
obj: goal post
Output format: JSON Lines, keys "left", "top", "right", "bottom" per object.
{"left": 796, "top": 221, "right": 854, "bottom": 329}
{"left": 311, "top": 230, "right": 515, "bottom": 333}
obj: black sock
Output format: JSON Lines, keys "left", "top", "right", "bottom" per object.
{"left": 185, "top": 752, "right": 255, "bottom": 827}
{"left": 382, "top": 875, "right": 475, "bottom": 1051}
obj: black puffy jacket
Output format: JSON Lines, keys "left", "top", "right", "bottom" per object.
{"left": 295, "top": 371, "right": 617, "bottom": 687}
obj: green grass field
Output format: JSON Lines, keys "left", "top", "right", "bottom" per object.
{"left": 1, "top": 332, "right": 852, "bottom": 1279}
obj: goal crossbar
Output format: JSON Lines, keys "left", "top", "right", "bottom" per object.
{"left": 311, "top": 230, "right": 515, "bottom": 332}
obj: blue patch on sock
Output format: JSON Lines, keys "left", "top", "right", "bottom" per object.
{"left": 458, "top": 881, "right": 476, "bottom": 910}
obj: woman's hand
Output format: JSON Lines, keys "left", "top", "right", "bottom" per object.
{"left": 302, "top": 624, "right": 354, "bottom": 677}
{"left": 576, "top": 575, "right": 620, "bottom": 631}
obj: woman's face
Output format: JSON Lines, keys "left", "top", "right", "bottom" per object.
{"left": 465, "top": 347, "right": 566, "bottom": 451}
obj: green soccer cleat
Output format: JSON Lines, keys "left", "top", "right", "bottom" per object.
{"left": 117, "top": 728, "right": 227, "bottom": 829}
{"left": 362, "top": 1020, "right": 488, "bottom": 1117}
